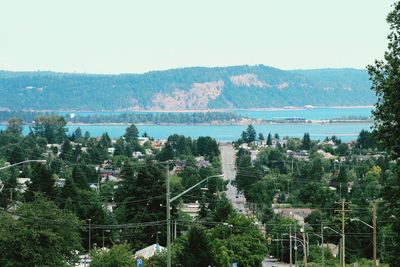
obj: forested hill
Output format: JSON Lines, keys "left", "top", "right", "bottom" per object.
{"left": 0, "top": 65, "right": 374, "bottom": 111}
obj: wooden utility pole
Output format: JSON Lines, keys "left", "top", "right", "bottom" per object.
{"left": 289, "top": 226, "right": 293, "bottom": 267}
{"left": 166, "top": 163, "right": 171, "bottom": 267}
{"left": 302, "top": 229, "right": 307, "bottom": 267}
{"left": 321, "top": 223, "right": 325, "bottom": 267}
{"left": 335, "top": 199, "right": 350, "bottom": 267}
{"left": 373, "top": 200, "right": 377, "bottom": 267}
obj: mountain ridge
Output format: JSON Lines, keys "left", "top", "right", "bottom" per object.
{"left": 0, "top": 65, "right": 375, "bottom": 111}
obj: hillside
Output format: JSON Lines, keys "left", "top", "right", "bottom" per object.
{"left": 0, "top": 65, "right": 375, "bottom": 111}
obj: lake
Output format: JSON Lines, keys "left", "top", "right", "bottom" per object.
{"left": 0, "top": 122, "right": 371, "bottom": 142}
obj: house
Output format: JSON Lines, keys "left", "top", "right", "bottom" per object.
{"left": 317, "top": 149, "right": 337, "bottom": 160}
{"left": 138, "top": 137, "right": 149, "bottom": 146}
{"left": 107, "top": 147, "right": 115, "bottom": 155}
{"left": 151, "top": 140, "right": 166, "bottom": 150}
{"left": 180, "top": 202, "right": 201, "bottom": 218}
{"left": 55, "top": 178, "right": 65, "bottom": 187}
{"left": 135, "top": 244, "right": 165, "bottom": 259}
{"left": 272, "top": 205, "right": 314, "bottom": 226}
{"left": 132, "top": 151, "right": 144, "bottom": 158}
{"left": 195, "top": 156, "right": 211, "bottom": 168}
{"left": 16, "top": 178, "right": 31, "bottom": 192}
{"left": 100, "top": 168, "right": 120, "bottom": 178}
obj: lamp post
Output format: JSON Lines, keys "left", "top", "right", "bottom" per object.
{"left": 102, "top": 229, "right": 110, "bottom": 248}
{"left": 166, "top": 173, "right": 223, "bottom": 267}
{"left": 350, "top": 213, "right": 377, "bottom": 267}
{"left": 0, "top": 159, "right": 47, "bottom": 171}
{"left": 290, "top": 235, "right": 307, "bottom": 267}
{"left": 88, "top": 219, "right": 92, "bottom": 254}
{"left": 0, "top": 160, "right": 47, "bottom": 193}
{"left": 323, "top": 226, "right": 343, "bottom": 267}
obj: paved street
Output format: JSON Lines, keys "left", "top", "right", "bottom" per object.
{"left": 219, "top": 143, "right": 246, "bottom": 214}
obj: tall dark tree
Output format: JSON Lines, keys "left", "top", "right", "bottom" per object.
{"left": 6, "top": 118, "right": 23, "bottom": 136}
{"left": 33, "top": 115, "right": 67, "bottom": 144}
{"left": 25, "top": 164, "right": 55, "bottom": 202}
{"left": 367, "top": 3, "right": 400, "bottom": 264}
{"left": 302, "top": 132, "right": 311, "bottom": 150}
{"left": 246, "top": 124, "right": 257, "bottom": 143}
{"left": 266, "top": 133, "right": 273, "bottom": 146}
{"left": 72, "top": 166, "right": 88, "bottom": 190}
{"left": 124, "top": 124, "right": 139, "bottom": 143}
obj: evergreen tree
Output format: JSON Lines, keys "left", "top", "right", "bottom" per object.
{"left": 124, "top": 124, "right": 139, "bottom": 143}
{"left": 246, "top": 124, "right": 256, "bottom": 143}
{"left": 258, "top": 133, "right": 265, "bottom": 141}
{"left": 368, "top": 4, "right": 400, "bottom": 263}
{"left": 6, "top": 118, "right": 23, "bottom": 136}
{"left": 302, "top": 132, "right": 311, "bottom": 150}
{"left": 25, "top": 164, "right": 55, "bottom": 202}
{"left": 266, "top": 133, "right": 273, "bottom": 146}
{"left": 72, "top": 166, "right": 88, "bottom": 190}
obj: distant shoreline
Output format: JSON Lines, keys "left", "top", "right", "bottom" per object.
{"left": 17, "top": 105, "right": 374, "bottom": 113}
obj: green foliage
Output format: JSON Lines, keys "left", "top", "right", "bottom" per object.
{"left": 0, "top": 195, "right": 82, "bottom": 267}
{"left": 0, "top": 66, "right": 374, "bottom": 111}
{"left": 33, "top": 115, "right": 67, "bottom": 144}
{"left": 302, "top": 132, "right": 311, "bottom": 150}
{"left": 90, "top": 244, "right": 135, "bottom": 267}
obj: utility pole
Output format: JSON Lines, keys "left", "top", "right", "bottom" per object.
{"left": 341, "top": 199, "right": 345, "bottom": 267}
{"left": 321, "top": 223, "right": 325, "bottom": 267}
{"left": 294, "top": 226, "right": 297, "bottom": 267}
{"left": 88, "top": 219, "right": 91, "bottom": 254}
{"left": 302, "top": 229, "right": 307, "bottom": 267}
{"left": 289, "top": 225, "right": 293, "bottom": 267}
{"left": 335, "top": 199, "right": 350, "bottom": 267}
{"left": 373, "top": 200, "right": 377, "bottom": 267}
{"left": 166, "top": 163, "right": 171, "bottom": 267}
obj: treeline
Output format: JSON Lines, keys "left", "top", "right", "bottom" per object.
{"left": 0, "top": 111, "right": 243, "bottom": 124}
{"left": 68, "top": 112, "right": 243, "bottom": 124}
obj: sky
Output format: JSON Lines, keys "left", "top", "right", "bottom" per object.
{"left": 0, "top": 0, "right": 396, "bottom": 74}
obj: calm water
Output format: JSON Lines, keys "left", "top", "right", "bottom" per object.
{"left": 0, "top": 123, "right": 371, "bottom": 142}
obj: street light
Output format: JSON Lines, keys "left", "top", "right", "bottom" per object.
{"left": 0, "top": 160, "right": 47, "bottom": 193}
{"left": 350, "top": 217, "right": 377, "bottom": 267}
{"left": 0, "top": 159, "right": 47, "bottom": 171}
{"left": 323, "top": 226, "right": 344, "bottom": 267}
{"left": 166, "top": 173, "right": 223, "bottom": 267}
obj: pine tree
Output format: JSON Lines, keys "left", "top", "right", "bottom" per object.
{"left": 266, "top": 133, "right": 273, "bottom": 146}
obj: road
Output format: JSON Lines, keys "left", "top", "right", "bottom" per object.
{"left": 219, "top": 143, "right": 246, "bottom": 214}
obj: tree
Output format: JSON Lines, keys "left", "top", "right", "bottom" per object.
{"left": 356, "top": 130, "right": 376, "bottom": 149}
{"left": 90, "top": 244, "right": 135, "bottom": 267}
{"left": 266, "top": 133, "right": 273, "bottom": 146}
{"left": 6, "top": 117, "right": 23, "bottom": 136}
{"left": 302, "top": 132, "right": 311, "bottom": 150}
{"left": 196, "top": 136, "right": 219, "bottom": 160}
{"left": 25, "top": 164, "right": 55, "bottom": 202}
{"left": 246, "top": 125, "right": 256, "bottom": 143}
{"left": 368, "top": 1, "right": 400, "bottom": 157}
{"left": 0, "top": 195, "right": 82, "bottom": 267}
{"left": 368, "top": 4, "right": 400, "bottom": 263}
{"left": 124, "top": 124, "right": 139, "bottom": 143}
{"left": 33, "top": 115, "right": 67, "bottom": 144}
{"left": 178, "top": 226, "right": 212, "bottom": 267}
{"left": 72, "top": 165, "right": 88, "bottom": 190}
{"left": 258, "top": 133, "right": 265, "bottom": 141}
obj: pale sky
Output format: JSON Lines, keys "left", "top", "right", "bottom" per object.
{"left": 0, "top": 0, "right": 396, "bottom": 74}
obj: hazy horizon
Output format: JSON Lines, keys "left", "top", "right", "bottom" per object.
{"left": 0, "top": 0, "right": 396, "bottom": 74}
